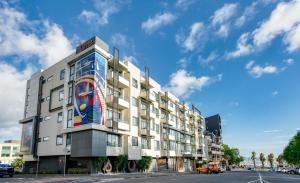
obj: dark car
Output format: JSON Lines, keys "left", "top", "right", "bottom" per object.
{"left": 0, "top": 164, "right": 14, "bottom": 178}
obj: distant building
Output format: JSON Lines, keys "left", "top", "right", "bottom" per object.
{"left": 205, "top": 114, "right": 223, "bottom": 162}
{"left": 0, "top": 140, "right": 21, "bottom": 164}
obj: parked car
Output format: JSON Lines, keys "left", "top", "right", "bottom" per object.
{"left": 287, "top": 167, "right": 300, "bottom": 175}
{"left": 196, "top": 162, "right": 222, "bottom": 174}
{"left": 0, "top": 164, "right": 14, "bottom": 178}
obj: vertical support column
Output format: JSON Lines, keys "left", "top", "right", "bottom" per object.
{"left": 112, "top": 47, "right": 119, "bottom": 132}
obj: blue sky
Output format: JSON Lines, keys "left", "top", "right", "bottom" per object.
{"left": 0, "top": 0, "right": 299, "bottom": 157}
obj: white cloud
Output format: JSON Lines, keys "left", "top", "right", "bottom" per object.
{"left": 177, "top": 58, "right": 189, "bottom": 68}
{"left": 246, "top": 61, "right": 278, "bottom": 78}
{"left": 164, "top": 69, "right": 222, "bottom": 98}
{"left": 226, "top": 33, "right": 253, "bottom": 58}
{"left": 198, "top": 51, "right": 219, "bottom": 65}
{"left": 123, "top": 55, "right": 137, "bottom": 64}
{"left": 228, "top": 0, "right": 300, "bottom": 58}
{"left": 79, "top": 0, "right": 129, "bottom": 26}
{"left": 211, "top": 3, "right": 238, "bottom": 37}
{"left": 176, "top": 22, "right": 204, "bottom": 51}
{"left": 235, "top": 1, "right": 258, "bottom": 27}
{"left": 283, "top": 58, "right": 295, "bottom": 65}
{"left": 272, "top": 91, "right": 279, "bottom": 96}
{"left": 175, "top": 0, "right": 196, "bottom": 10}
{"left": 263, "top": 129, "right": 281, "bottom": 133}
{"left": 0, "top": 62, "right": 34, "bottom": 141}
{"left": 111, "top": 33, "right": 128, "bottom": 47}
{"left": 0, "top": 6, "right": 73, "bottom": 67}
{"left": 142, "top": 12, "right": 176, "bottom": 34}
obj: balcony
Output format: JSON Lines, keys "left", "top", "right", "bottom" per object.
{"left": 141, "top": 149, "right": 153, "bottom": 156}
{"left": 160, "top": 117, "right": 167, "bottom": 123}
{"left": 108, "top": 59, "right": 128, "bottom": 71}
{"left": 163, "top": 134, "right": 176, "bottom": 141}
{"left": 140, "top": 76, "right": 154, "bottom": 88}
{"left": 106, "top": 95, "right": 129, "bottom": 110}
{"left": 106, "top": 118, "right": 130, "bottom": 131}
{"left": 140, "top": 109, "right": 148, "bottom": 118}
{"left": 185, "top": 139, "right": 191, "bottom": 144}
{"left": 107, "top": 146, "right": 124, "bottom": 156}
{"left": 140, "top": 128, "right": 148, "bottom": 136}
{"left": 140, "top": 90, "right": 156, "bottom": 102}
{"left": 107, "top": 70, "right": 129, "bottom": 88}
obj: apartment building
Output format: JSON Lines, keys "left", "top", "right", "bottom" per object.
{"left": 205, "top": 114, "right": 223, "bottom": 162}
{"left": 19, "top": 36, "right": 210, "bottom": 174}
{"left": 0, "top": 140, "right": 20, "bottom": 164}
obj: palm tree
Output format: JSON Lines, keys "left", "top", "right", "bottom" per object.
{"left": 267, "top": 153, "right": 274, "bottom": 169}
{"left": 276, "top": 154, "right": 284, "bottom": 166}
{"left": 251, "top": 151, "right": 256, "bottom": 168}
{"left": 259, "top": 153, "right": 266, "bottom": 168}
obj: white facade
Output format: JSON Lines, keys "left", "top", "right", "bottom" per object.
{"left": 20, "top": 36, "right": 212, "bottom": 173}
{"left": 0, "top": 140, "right": 20, "bottom": 164}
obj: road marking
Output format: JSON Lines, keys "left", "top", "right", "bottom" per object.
{"left": 247, "top": 171, "right": 270, "bottom": 183}
{"left": 100, "top": 178, "right": 125, "bottom": 182}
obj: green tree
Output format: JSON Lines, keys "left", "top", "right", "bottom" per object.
{"left": 276, "top": 154, "right": 284, "bottom": 166}
{"left": 267, "top": 153, "right": 274, "bottom": 169}
{"left": 251, "top": 151, "right": 256, "bottom": 168}
{"left": 283, "top": 132, "right": 300, "bottom": 166}
{"left": 11, "top": 158, "right": 24, "bottom": 170}
{"left": 259, "top": 153, "right": 266, "bottom": 168}
{"left": 137, "top": 156, "right": 152, "bottom": 172}
{"left": 222, "top": 144, "right": 244, "bottom": 166}
{"left": 116, "top": 155, "right": 128, "bottom": 172}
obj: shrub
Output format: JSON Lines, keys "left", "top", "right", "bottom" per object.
{"left": 116, "top": 155, "right": 128, "bottom": 172}
{"left": 96, "top": 157, "right": 108, "bottom": 173}
{"left": 137, "top": 156, "right": 152, "bottom": 171}
{"left": 67, "top": 168, "right": 89, "bottom": 174}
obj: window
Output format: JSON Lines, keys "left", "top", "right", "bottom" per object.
{"left": 56, "top": 135, "right": 63, "bottom": 145}
{"left": 1, "top": 146, "right": 11, "bottom": 157}
{"left": 141, "top": 119, "right": 148, "bottom": 129}
{"left": 155, "top": 140, "right": 160, "bottom": 151}
{"left": 68, "top": 84, "right": 73, "bottom": 104}
{"left": 12, "top": 146, "right": 19, "bottom": 157}
{"left": 156, "top": 124, "right": 160, "bottom": 134}
{"left": 67, "top": 109, "right": 73, "bottom": 128}
{"left": 106, "top": 108, "right": 121, "bottom": 120}
{"left": 47, "top": 76, "right": 53, "bottom": 82}
{"left": 60, "top": 69, "right": 65, "bottom": 80}
{"left": 132, "top": 97, "right": 138, "bottom": 107}
{"left": 59, "top": 90, "right": 64, "bottom": 101}
{"left": 132, "top": 78, "right": 138, "bottom": 88}
{"left": 57, "top": 112, "right": 63, "bottom": 123}
{"left": 66, "top": 133, "right": 72, "bottom": 146}
{"left": 107, "top": 134, "right": 121, "bottom": 147}
{"left": 141, "top": 137, "right": 151, "bottom": 149}
{"left": 44, "top": 116, "right": 51, "bottom": 121}
{"left": 69, "top": 65, "right": 75, "bottom": 81}
{"left": 43, "top": 137, "right": 49, "bottom": 142}
{"left": 132, "top": 116, "right": 138, "bottom": 126}
{"left": 169, "top": 141, "right": 176, "bottom": 151}
{"left": 132, "top": 136, "right": 138, "bottom": 146}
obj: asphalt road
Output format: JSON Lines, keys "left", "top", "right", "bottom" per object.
{"left": 0, "top": 171, "right": 300, "bottom": 183}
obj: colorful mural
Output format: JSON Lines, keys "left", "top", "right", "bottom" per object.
{"left": 73, "top": 52, "right": 107, "bottom": 126}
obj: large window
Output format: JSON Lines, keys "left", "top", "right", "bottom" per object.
{"left": 56, "top": 135, "right": 63, "bottom": 145}
{"left": 106, "top": 108, "right": 121, "bottom": 120}
{"left": 156, "top": 124, "right": 160, "bottom": 134}
{"left": 67, "top": 84, "right": 73, "bottom": 104}
{"left": 12, "top": 146, "right": 19, "bottom": 157}
{"left": 155, "top": 140, "right": 160, "bottom": 151}
{"left": 132, "top": 97, "right": 138, "bottom": 107}
{"left": 132, "top": 78, "right": 138, "bottom": 88}
{"left": 66, "top": 133, "right": 72, "bottom": 146}
{"left": 67, "top": 109, "right": 73, "bottom": 128}
{"left": 60, "top": 69, "right": 65, "bottom": 80}
{"left": 169, "top": 141, "right": 176, "bottom": 151}
{"left": 132, "top": 136, "right": 138, "bottom": 146}
{"left": 141, "top": 137, "right": 151, "bottom": 149}
{"left": 69, "top": 65, "right": 75, "bottom": 81}
{"left": 57, "top": 112, "right": 63, "bottom": 123}
{"left": 107, "top": 134, "right": 121, "bottom": 147}
{"left": 141, "top": 119, "right": 148, "bottom": 129}
{"left": 1, "top": 146, "right": 11, "bottom": 157}
{"left": 132, "top": 116, "right": 138, "bottom": 126}
{"left": 59, "top": 90, "right": 64, "bottom": 101}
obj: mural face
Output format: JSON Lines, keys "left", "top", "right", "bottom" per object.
{"left": 73, "top": 52, "right": 107, "bottom": 126}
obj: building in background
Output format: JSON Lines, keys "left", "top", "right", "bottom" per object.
{"left": 0, "top": 140, "right": 20, "bottom": 164}
{"left": 19, "top": 36, "right": 213, "bottom": 174}
{"left": 205, "top": 114, "right": 223, "bottom": 162}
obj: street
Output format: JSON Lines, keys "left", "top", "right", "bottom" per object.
{"left": 0, "top": 171, "right": 300, "bottom": 183}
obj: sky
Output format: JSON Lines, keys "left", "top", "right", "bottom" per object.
{"left": 0, "top": 0, "right": 299, "bottom": 158}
